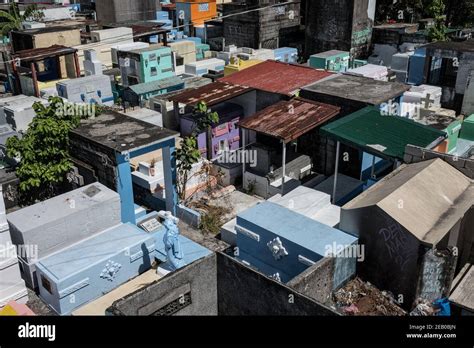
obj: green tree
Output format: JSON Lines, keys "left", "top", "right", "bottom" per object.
{"left": 376, "top": 0, "right": 426, "bottom": 23}
{"left": 0, "top": 3, "right": 44, "bottom": 35}
{"left": 446, "top": 0, "right": 474, "bottom": 28}
{"left": 6, "top": 97, "right": 98, "bottom": 205}
{"left": 427, "top": 0, "right": 448, "bottom": 41}
{"left": 176, "top": 101, "right": 219, "bottom": 201}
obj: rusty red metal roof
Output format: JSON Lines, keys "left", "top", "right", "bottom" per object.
{"left": 238, "top": 98, "right": 341, "bottom": 143}
{"left": 220, "top": 60, "right": 334, "bottom": 96}
{"left": 168, "top": 81, "right": 253, "bottom": 106}
{"left": 13, "top": 45, "right": 77, "bottom": 61}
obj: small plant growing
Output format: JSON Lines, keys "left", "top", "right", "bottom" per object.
{"left": 149, "top": 158, "right": 157, "bottom": 176}
{"left": 176, "top": 101, "right": 218, "bottom": 201}
{"left": 198, "top": 203, "right": 231, "bottom": 235}
{"left": 245, "top": 180, "right": 257, "bottom": 196}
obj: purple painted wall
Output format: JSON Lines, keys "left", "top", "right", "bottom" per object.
{"left": 180, "top": 103, "right": 244, "bottom": 159}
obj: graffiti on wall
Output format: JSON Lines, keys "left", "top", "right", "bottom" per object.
{"left": 378, "top": 222, "right": 415, "bottom": 272}
{"left": 352, "top": 27, "right": 372, "bottom": 46}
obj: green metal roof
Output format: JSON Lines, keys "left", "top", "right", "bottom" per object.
{"left": 128, "top": 76, "right": 184, "bottom": 95}
{"left": 320, "top": 106, "right": 446, "bottom": 160}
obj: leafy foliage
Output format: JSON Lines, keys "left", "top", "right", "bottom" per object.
{"left": 427, "top": 0, "right": 447, "bottom": 41}
{"left": 375, "top": 0, "right": 427, "bottom": 23}
{"left": 0, "top": 3, "right": 44, "bottom": 36}
{"left": 176, "top": 101, "right": 219, "bottom": 201}
{"left": 6, "top": 97, "right": 99, "bottom": 205}
{"left": 446, "top": 0, "right": 474, "bottom": 28}
{"left": 377, "top": 0, "right": 474, "bottom": 30}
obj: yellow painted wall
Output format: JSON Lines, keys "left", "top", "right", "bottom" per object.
{"left": 224, "top": 59, "right": 263, "bottom": 76}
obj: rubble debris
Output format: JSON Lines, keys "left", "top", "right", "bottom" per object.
{"left": 333, "top": 277, "right": 406, "bottom": 316}
{"left": 410, "top": 299, "right": 438, "bottom": 316}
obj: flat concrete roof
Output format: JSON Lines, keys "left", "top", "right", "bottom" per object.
{"left": 237, "top": 202, "right": 357, "bottom": 256}
{"left": 425, "top": 39, "right": 474, "bottom": 54}
{"left": 37, "top": 223, "right": 150, "bottom": 280}
{"left": 302, "top": 74, "right": 410, "bottom": 105}
{"left": 7, "top": 183, "right": 118, "bottom": 233}
{"left": 70, "top": 111, "right": 178, "bottom": 155}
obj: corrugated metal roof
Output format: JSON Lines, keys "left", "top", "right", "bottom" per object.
{"left": 13, "top": 45, "right": 77, "bottom": 61}
{"left": 320, "top": 106, "right": 446, "bottom": 160}
{"left": 238, "top": 98, "right": 340, "bottom": 143}
{"left": 220, "top": 60, "right": 334, "bottom": 96}
{"left": 167, "top": 81, "right": 253, "bottom": 106}
{"left": 128, "top": 76, "right": 184, "bottom": 95}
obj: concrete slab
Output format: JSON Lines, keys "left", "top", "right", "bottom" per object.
{"left": 7, "top": 183, "right": 121, "bottom": 263}
{"left": 217, "top": 190, "right": 262, "bottom": 246}
{"left": 72, "top": 269, "right": 161, "bottom": 316}
{"left": 313, "top": 174, "right": 364, "bottom": 206}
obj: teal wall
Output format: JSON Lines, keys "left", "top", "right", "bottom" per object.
{"left": 139, "top": 47, "right": 174, "bottom": 83}
{"left": 310, "top": 52, "right": 350, "bottom": 72}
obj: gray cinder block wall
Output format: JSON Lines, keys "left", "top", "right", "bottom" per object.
{"left": 223, "top": 0, "right": 301, "bottom": 49}
{"left": 96, "top": 0, "right": 161, "bottom": 24}
{"left": 305, "top": 0, "right": 376, "bottom": 59}
{"left": 216, "top": 251, "right": 338, "bottom": 315}
{"left": 69, "top": 134, "right": 118, "bottom": 192}
{"left": 404, "top": 145, "right": 474, "bottom": 179}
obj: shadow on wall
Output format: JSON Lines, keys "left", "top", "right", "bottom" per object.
{"left": 139, "top": 242, "right": 152, "bottom": 274}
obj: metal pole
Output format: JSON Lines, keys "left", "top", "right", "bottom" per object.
{"left": 281, "top": 141, "right": 286, "bottom": 195}
{"left": 74, "top": 53, "right": 81, "bottom": 78}
{"left": 30, "top": 62, "right": 39, "bottom": 98}
{"left": 332, "top": 141, "right": 340, "bottom": 205}
{"left": 370, "top": 154, "right": 376, "bottom": 179}
{"left": 242, "top": 128, "right": 246, "bottom": 186}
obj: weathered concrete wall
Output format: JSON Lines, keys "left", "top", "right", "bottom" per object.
{"left": 255, "top": 90, "right": 286, "bottom": 112}
{"left": 223, "top": 0, "right": 301, "bottom": 49}
{"left": 96, "top": 0, "right": 161, "bottom": 24}
{"left": 340, "top": 206, "right": 422, "bottom": 310}
{"left": 216, "top": 251, "right": 338, "bottom": 315}
{"left": 35, "top": 30, "right": 82, "bottom": 49}
{"left": 458, "top": 206, "right": 474, "bottom": 269}
{"left": 416, "top": 248, "right": 457, "bottom": 302}
{"left": 108, "top": 254, "right": 218, "bottom": 315}
{"left": 351, "top": 0, "right": 376, "bottom": 58}
{"left": 0, "top": 170, "right": 19, "bottom": 211}
{"left": 305, "top": 0, "right": 375, "bottom": 58}
{"left": 69, "top": 134, "right": 118, "bottom": 191}
{"left": 457, "top": 57, "right": 474, "bottom": 95}
{"left": 404, "top": 145, "right": 474, "bottom": 179}
{"left": 287, "top": 257, "right": 334, "bottom": 306}
{"left": 305, "top": 0, "right": 353, "bottom": 58}
{"left": 462, "top": 70, "right": 474, "bottom": 116}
